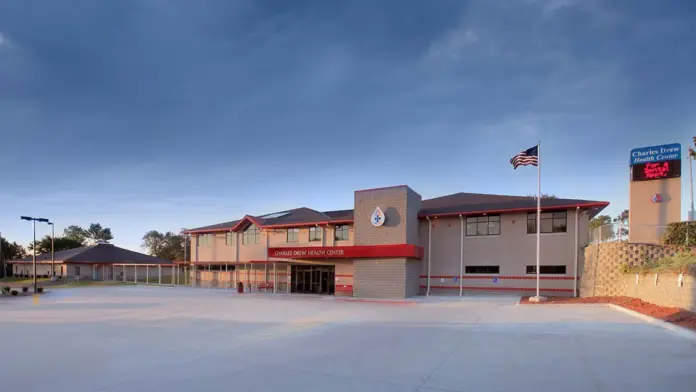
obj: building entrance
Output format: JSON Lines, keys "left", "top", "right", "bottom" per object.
{"left": 290, "top": 265, "right": 335, "bottom": 295}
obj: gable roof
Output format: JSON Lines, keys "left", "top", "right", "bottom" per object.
{"left": 183, "top": 191, "right": 608, "bottom": 234}
{"left": 11, "top": 243, "right": 173, "bottom": 265}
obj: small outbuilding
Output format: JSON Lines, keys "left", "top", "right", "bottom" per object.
{"left": 9, "top": 242, "right": 172, "bottom": 280}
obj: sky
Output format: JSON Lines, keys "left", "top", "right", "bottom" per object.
{"left": 1, "top": 0, "right": 695, "bottom": 252}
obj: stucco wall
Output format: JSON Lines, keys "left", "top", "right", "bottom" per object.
{"left": 419, "top": 209, "right": 588, "bottom": 295}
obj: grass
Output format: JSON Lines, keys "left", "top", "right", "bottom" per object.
{"left": 50, "top": 280, "right": 137, "bottom": 289}
{"left": 0, "top": 277, "right": 51, "bottom": 284}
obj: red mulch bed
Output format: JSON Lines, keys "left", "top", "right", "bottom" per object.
{"left": 520, "top": 296, "right": 696, "bottom": 333}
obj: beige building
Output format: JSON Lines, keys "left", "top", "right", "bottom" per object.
{"left": 184, "top": 185, "right": 608, "bottom": 299}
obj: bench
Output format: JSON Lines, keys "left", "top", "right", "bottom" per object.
{"left": 257, "top": 282, "right": 274, "bottom": 291}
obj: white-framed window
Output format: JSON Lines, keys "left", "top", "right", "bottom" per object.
{"left": 466, "top": 215, "right": 501, "bottom": 236}
{"left": 465, "top": 266, "right": 500, "bottom": 274}
{"left": 197, "top": 234, "right": 214, "bottom": 246}
{"left": 527, "top": 211, "right": 567, "bottom": 234}
{"left": 309, "top": 227, "right": 322, "bottom": 242}
{"left": 526, "top": 265, "right": 567, "bottom": 274}
{"left": 74, "top": 266, "right": 81, "bottom": 276}
{"left": 334, "top": 225, "right": 350, "bottom": 241}
{"left": 243, "top": 224, "right": 260, "bottom": 245}
{"left": 287, "top": 228, "right": 299, "bottom": 243}
{"left": 226, "top": 232, "right": 236, "bottom": 246}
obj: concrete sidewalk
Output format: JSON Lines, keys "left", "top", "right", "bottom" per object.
{"left": 1, "top": 286, "right": 694, "bottom": 392}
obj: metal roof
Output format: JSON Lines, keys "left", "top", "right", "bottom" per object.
{"left": 184, "top": 192, "right": 608, "bottom": 233}
{"left": 11, "top": 243, "right": 173, "bottom": 265}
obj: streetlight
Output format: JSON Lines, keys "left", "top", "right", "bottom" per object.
{"left": 47, "top": 221, "right": 55, "bottom": 278}
{"left": 20, "top": 216, "right": 49, "bottom": 293}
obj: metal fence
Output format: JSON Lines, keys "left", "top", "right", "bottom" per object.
{"left": 590, "top": 221, "right": 696, "bottom": 246}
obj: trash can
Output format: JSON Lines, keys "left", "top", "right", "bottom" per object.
{"left": 237, "top": 282, "right": 244, "bottom": 293}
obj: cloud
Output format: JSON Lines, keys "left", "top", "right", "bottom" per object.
{"left": 425, "top": 27, "right": 478, "bottom": 63}
{"left": 0, "top": 31, "right": 7, "bottom": 47}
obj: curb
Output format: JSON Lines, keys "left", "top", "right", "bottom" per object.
{"left": 607, "top": 304, "right": 696, "bottom": 342}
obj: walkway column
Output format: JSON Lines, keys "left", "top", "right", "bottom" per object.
{"left": 146, "top": 265, "right": 149, "bottom": 284}
{"left": 123, "top": 265, "right": 126, "bottom": 282}
{"left": 158, "top": 265, "right": 162, "bottom": 285}
{"left": 273, "top": 262, "right": 277, "bottom": 294}
{"left": 134, "top": 265, "right": 138, "bottom": 284}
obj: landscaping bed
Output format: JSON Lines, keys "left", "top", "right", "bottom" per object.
{"left": 520, "top": 296, "right": 696, "bottom": 333}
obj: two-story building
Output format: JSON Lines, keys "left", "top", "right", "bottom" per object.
{"left": 183, "top": 185, "right": 608, "bottom": 299}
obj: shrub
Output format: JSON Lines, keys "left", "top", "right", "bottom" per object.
{"left": 662, "top": 222, "right": 696, "bottom": 246}
{"left": 37, "top": 287, "right": 44, "bottom": 293}
{"left": 2, "top": 286, "right": 10, "bottom": 294}
{"left": 622, "top": 251, "right": 696, "bottom": 274}
{"left": 22, "top": 287, "right": 28, "bottom": 293}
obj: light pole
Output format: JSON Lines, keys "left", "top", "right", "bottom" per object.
{"left": 47, "top": 222, "right": 55, "bottom": 278}
{"left": 20, "top": 216, "right": 49, "bottom": 293}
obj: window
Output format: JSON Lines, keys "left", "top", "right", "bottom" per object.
{"left": 465, "top": 266, "right": 500, "bottom": 274}
{"left": 466, "top": 215, "right": 500, "bottom": 236}
{"left": 309, "top": 227, "right": 322, "bottom": 242}
{"left": 526, "top": 265, "right": 567, "bottom": 275}
{"left": 287, "top": 228, "right": 299, "bottom": 243}
{"left": 335, "top": 225, "right": 350, "bottom": 241}
{"left": 225, "top": 232, "right": 236, "bottom": 246}
{"left": 527, "top": 211, "right": 567, "bottom": 234}
{"left": 243, "top": 224, "right": 260, "bottom": 245}
{"left": 74, "top": 266, "right": 81, "bottom": 276}
{"left": 197, "top": 234, "right": 213, "bottom": 246}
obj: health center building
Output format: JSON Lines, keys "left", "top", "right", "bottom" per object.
{"left": 184, "top": 185, "right": 608, "bottom": 299}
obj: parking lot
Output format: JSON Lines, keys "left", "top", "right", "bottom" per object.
{"left": 1, "top": 286, "right": 695, "bottom": 392}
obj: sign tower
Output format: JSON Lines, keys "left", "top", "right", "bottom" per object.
{"left": 629, "top": 143, "right": 682, "bottom": 243}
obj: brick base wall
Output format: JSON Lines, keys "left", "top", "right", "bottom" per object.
{"left": 354, "top": 259, "right": 412, "bottom": 299}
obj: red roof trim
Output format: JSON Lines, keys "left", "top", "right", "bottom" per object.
{"left": 230, "top": 215, "right": 264, "bottom": 231}
{"left": 418, "top": 202, "right": 610, "bottom": 219}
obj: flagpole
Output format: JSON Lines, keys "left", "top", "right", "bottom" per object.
{"left": 536, "top": 141, "right": 541, "bottom": 299}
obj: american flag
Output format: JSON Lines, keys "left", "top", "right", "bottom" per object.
{"left": 510, "top": 145, "right": 539, "bottom": 169}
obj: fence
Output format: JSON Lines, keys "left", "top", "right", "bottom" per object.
{"left": 590, "top": 221, "right": 696, "bottom": 246}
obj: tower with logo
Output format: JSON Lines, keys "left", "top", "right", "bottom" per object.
{"left": 353, "top": 185, "right": 422, "bottom": 298}
{"left": 629, "top": 143, "right": 682, "bottom": 243}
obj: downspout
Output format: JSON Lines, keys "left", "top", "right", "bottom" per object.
{"left": 426, "top": 216, "right": 432, "bottom": 296}
{"left": 459, "top": 215, "right": 463, "bottom": 297}
{"left": 574, "top": 207, "right": 579, "bottom": 297}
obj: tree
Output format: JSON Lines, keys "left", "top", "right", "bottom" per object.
{"left": 84, "top": 223, "right": 113, "bottom": 243}
{"left": 141, "top": 230, "right": 188, "bottom": 261}
{"left": 28, "top": 235, "right": 85, "bottom": 254}
{"left": 590, "top": 215, "right": 612, "bottom": 230}
{"left": 614, "top": 209, "right": 629, "bottom": 238}
{"left": 63, "top": 225, "right": 87, "bottom": 242}
{"left": 1, "top": 236, "right": 27, "bottom": 277}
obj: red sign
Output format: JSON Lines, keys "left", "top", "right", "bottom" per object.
{"left": 268, "top": 244, "right": 423, "bottom": 260}
{"left": 632, "top": 160, "right": 681, "bottom": 181}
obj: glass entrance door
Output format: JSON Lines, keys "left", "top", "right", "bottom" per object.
{"left": 291, "top": 265, "right": 335, "bottom": 295}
